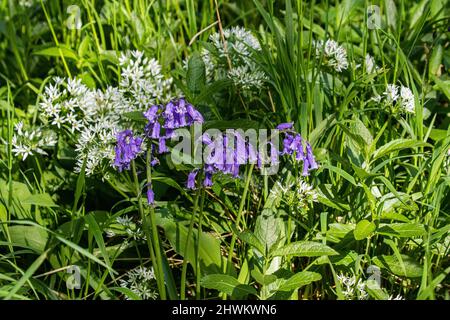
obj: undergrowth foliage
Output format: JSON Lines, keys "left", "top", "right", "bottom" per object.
{"left": 0, "top": 0, "right": 449, "bottom": 301}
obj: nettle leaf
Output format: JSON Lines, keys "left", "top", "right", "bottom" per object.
{"left": 377, "top": 223, "right": 426, "bottom": 238}
{"left": 235, "top": 229, "right": 265, "bottom": 255}
{"left": 251, "top": 268, "right": 277, "bottom": 286}
{"left": 354, "top": 219, "right": 376, "bottom": 240}
{"left": 277, "top": 271, "right": 322, "bottom": 292}
{"left": 200, "top": 274, "right": 257, "bottom": 298}
{"left": 187, "top": 52, "right": 206, "bottom": 95}
{"left": 373, "top": 254, "right": 423, "bottom": 278}
{"left": 255, "top": 209, "right": 286, "bottom": 253}
{"left": 271, "top": 241, "right": 338, "bottom": 257}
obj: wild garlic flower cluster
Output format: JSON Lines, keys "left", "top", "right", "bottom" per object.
{"left": 12, "top": 121, "right": 57, "bottom": 160}
{"left": 270, "top": 179, "right": 318, "bottom": 211}
{"left": 372, "top": 84, "right": 415, "bottom": 114}
{"left": 314, "top": 39, "right": 349, "bottom": 72}
{"left": 119, "top": 266, "right": 158, "bottom": 300}
{"left": 119, "top": 50, "right": 173, "bottom": 112}
{"left": 336, "top": 273, "right": 368, "bottom": 300}
{"left": 109, "top": 215, "right": 147, "bottom": 241}
{"left": 201, "top": 26, "right": 267, "bottom": 92}
{"left": 34, "top": 51, "right": 173, "bottom": 176}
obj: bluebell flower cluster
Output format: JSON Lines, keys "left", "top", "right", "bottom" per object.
{"left": 114, "top": 98, "right": 204, "bottom": 204}
{"left": 187, "top": 131, "right": 258, "bottom": 189}
{"left": 278, "top": 123, "right": 318, "bottom": 176}
{"left": 113, "top": 129, "right": 143, "bottom": 172}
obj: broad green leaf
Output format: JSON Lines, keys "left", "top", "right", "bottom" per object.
{"left": 372, "top": 139, "right": 430, "bottom": 160}
{"left": 22, "top": 193, "right": 57, "bottom": 207}
{"left": 156, "top": 211, "right": 225, "bottom": 276}
{"left": 34, "top": 46, "right": 78, "bottom": 61}
{"left": 255, "top": 208, "right": 286, "bottom": 253}
{"left": 277, "top": 271, "right": 322, "bottom": 291}
{"left": 200, "top": 274, "right": 257, "bottom": 298}
{"left": 271, "top": 241, "right": 338, "bottom": 257}
{"left": 9, "top": 225, "right": 48, "bottom": 253}
{"left": 354, "top": 220, "right": 376, "bottom": 240}
{"left": 429, "top": 44, "right": 443, "bottom": 78}
{"left": 251, "top": 268, "right": 277, "bottom": 286}
{"left": 187, "top": 52, "right": 206, "bottom": 95}
{"left": 327, "top": 223, "right": 355, "bottom": 239}
{"left": 377, "top": 223, "right": 426, "bottom": 238}
{"left": 373, "top": 254, "right": 423, "bottom": 278}
{"left": 235, "top": 229, "right": 265, "bottom": 255}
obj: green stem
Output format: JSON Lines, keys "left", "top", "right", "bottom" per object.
{"left": 145, "top": 152, "right": 167, "bottom": 300}
{"left": 225, "top": 164, "right": 254, "bottom": 275}
{"left": 195, "top": 188, "right": 206, "bottom": 299}
{"left": 131, "top": 160, "right": 165, "bottom": 299}
{"left": 180, "top": 188, "right": 201, "bottom": 299}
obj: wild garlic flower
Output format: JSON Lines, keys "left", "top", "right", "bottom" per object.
{"left": 296, "top": 180, "right": 318, "bottom": 204}
{"left": 365, "top": 54, "right": 378, "bottom": 74}
{"left": 74, "top": 119, "right": 117, "bottom": 176}
{"left": 108, "top": 215, "right": 147, "bottom": 241}
{"left": 336, "top": 273, "right": 368, "bottom": 300}
{"left": 119, "top": 266, "right": 158, "bottom": 300}
{"left": 372, "top": 84, "right": 416, "bottom": 114}
{"left": 119, "top": 50, "right": 173, "bottom": 112}
{"left": 314, "top": 39, "right": 348, "bottom": 72}
{"left": 199, "top": 26, "right": 267, "bottom": 92}
{"left": 38, "top": 50, "right": 174, "bottom": 176}
{"left": 12, "top": 121, "right": 57, "bottom": 160}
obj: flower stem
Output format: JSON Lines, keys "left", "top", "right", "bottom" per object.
{"left": 195, "top": 187, "right": 206, "bottom": 299}
{"left": 131, "top": 159, "right": 166, "bottom": 300}
{"left": 180, "top": 188, "right": 201, "bottom": 299}
{"left": 145, "top": 151, "right": 167, "bottom": 300}
{"left": 225, "top": 164, "right": 254, "bottom": 275}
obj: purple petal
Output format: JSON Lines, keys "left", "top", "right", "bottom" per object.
{"left": 276, "top": 122, "right": 294, "bottom": 130}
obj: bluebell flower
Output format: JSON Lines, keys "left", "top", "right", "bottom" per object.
{"left": 187, "top": 170, "right": 198, "bottom": 190}
{"left": 276, "top": 122, "right": 294, "bottom": 130}
{"left": 147, "top": 186, "right": 155, "bottom": 205}
{"left": 113, "top": 130, "right": 143, "bottom": 172}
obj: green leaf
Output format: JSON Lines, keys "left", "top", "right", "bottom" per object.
{"left": 277, "top": 271, "right": 322, "bottom": 291}
{"left": 187, "top": 52, "right": 206, "bottom": 95}
{"left": 235, "top": 229, "right": 265, "bottom": 255}
{"left": 255, "top": 208, "right": 286, "bottom": 253}
{"left": 354, "top": 220, "right": 376, "bottom": 240}
{"left": 429, "top": 44, "right": 443, "bottom": 78}
{"left": 34, "top": 46, "right": 78, "bottom": 61}
{"left": 156, "top": 211, "right": 225, "bottom": 276}
{"left": 377, "top": 223, "right": 426, "bottom": 238}
{"left": 373, "top": 254, "right": 423, "bottom": 278}
{"left": 271, "top": 241, "right": 338, "bottom": 257}
{"left": 9, "top": 225, "right": 48, "bottom": 253}
{"left": 22, "top": 193, "right": 57, "bottom": 207}
{"left": 200, "top": 274, "right": 257, "bottom": 298}
{"left": 123, "top": 111, "right": 147, "bottom": 122}
{"left": 372, "top": 139, "right": 429, "bottom": 160}
{"left": 251, "top": 268, "right": 277, "bottom": 285}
